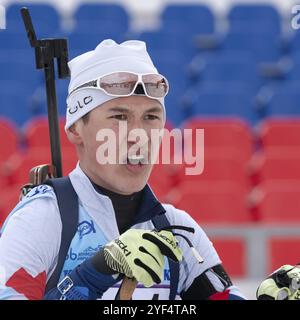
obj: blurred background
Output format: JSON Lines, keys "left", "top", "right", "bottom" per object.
{"left": 1, "top": 0, "right": 300, "bottom": 299}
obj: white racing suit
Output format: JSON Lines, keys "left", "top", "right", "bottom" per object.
{"left": 0, "top": 164, "right": 245, "bottom": 300}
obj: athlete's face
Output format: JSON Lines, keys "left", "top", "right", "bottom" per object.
{"left": 69, "top": 96, "right": 165, "bottom": 195}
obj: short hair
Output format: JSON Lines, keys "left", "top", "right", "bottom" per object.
{"left": 81, "top": 112, "right": 90, "bottom": 125}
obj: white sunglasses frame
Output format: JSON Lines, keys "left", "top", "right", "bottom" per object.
{"left": 68, "top": 71, "right": 169, "bottom": 99}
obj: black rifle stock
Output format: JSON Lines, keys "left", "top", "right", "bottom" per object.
{"left": 20, "top": 7, "right": 70, "bottom": 180}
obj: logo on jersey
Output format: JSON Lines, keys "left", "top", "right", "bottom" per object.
{"left": 78, "top": 220, "right": 96, "bottom": 239}
{"left": 164, "top": 269, "right": 170, "bottom": 281}
{"left": 66, "top": 245, "right": 102, "bottom": 261}
{"left": 25, "top": 185, "right": 52, "bottom": 198}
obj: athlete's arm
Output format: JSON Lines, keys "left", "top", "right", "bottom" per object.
{"left": 181, "top": 264, "right": 245, "bottom": 300}
{"left": 0, "top": 196, "right": 61, "bottom": 300}
{"left": 164, "top": 205, "right": 246, "bottom": 300}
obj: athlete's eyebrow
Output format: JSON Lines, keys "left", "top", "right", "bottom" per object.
{"left": 144, "top": 107, "right": 163, "bottom": 114}
{"left": 107, "top": 107, "right": 130, "bottom": 113}
{"left": 107, "top": 106, "right": 162, "bottom": 114}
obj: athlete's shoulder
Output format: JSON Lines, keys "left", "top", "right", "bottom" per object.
{"left": 22, "top": 184, "right": 56, "bottom": 200}
{"left": 162, "top": 203, "right": 199, "bottom": 227}
{"left": 0, "top": 185, "right": 62, "bottom": 299}
{"left": 15, "top": 184, "right": 57, "bottom": 210}
{"left": 1, "top": 184, "right": 60, "bottom": 233}
{"left": 13, "top": 184, "right": 57, "bottom": 213}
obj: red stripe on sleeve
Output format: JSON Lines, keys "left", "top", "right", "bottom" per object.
{"left": 209, "top": 289, "right": 230, "bottom": 300}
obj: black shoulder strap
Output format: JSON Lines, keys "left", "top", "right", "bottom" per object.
{"left": 152, "top": 214, "right": 179, "bottom": 300}
{"left": 44, "top": 177, "right": 79, "bottom": 294}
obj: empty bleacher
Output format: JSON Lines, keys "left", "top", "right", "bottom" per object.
{"left": 1, "top": 2, "right": 299, "bottom": 126}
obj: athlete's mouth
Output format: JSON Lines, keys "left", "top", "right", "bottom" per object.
{"left": 127, "top": 154, "right": 146, "bottom": 165}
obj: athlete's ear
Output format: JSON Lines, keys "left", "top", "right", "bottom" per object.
{"left": 66, "top": 121, "right": 83, "bottom": 145}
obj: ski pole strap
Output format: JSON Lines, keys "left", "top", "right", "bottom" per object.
{"left": 44, "top": 177, "right": 79, "bottom": 294}
{"left": 152, "top": 213, "right": 180, "bottom": 300}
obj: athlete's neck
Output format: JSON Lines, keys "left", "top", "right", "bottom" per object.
{"left": 91, "top": 181, "right": 144, "bottom": 234}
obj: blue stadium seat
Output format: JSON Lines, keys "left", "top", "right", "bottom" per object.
{"left": 164, "top": 91, "right": 186, "bottom": 127}
{"left": 0, "top": 81, "right": 34, "bottom": 125}
{"left": 5, "top": 3, "right": 61, "bottom": 35}
{"left": 229, "top": 21, "right": 280, "bottom": 36}
{"left": 29, "top": 80, "right": 69, "bottom": 118}
{"left": 182, "top": 83, "right": 257, "bottom": 124}
{"left": 138, "top": 31, "right": 196, "bottom": 62}
{"left": 148, "top": 50, "right": 190, "bottom": 125}
{"left": 68, "top": 49, "right": 84, "bottom": 61}
{"left": 71, "top": 19, "right": 126, "bottom": 36}
{"left": 0, "top": 51, "right": 39, "bottom": 87}
{"left": 222, "top": 32, "right": 281, "bottom": 62}
{"left": 228, "top": 4, "right": 281, "bottom": 35}
{"left": 267, "top": 84, "right": 300, "bottom": 116}
{"left": 68, "top": 31, "right": 123, "bottom": 52}
{"left": 289, "top": 31, "right": 300, "bottom": 54}
{"left": 149, "top": 50, "right": 188, "bottom": 78}
{"left": 0, "top": 31, "right": 31, "bottom": 50}
{"left": 196, "top": 51, "right": 259, "bottom": 84}
{"left": 161, "top": 4, "right": 214, "bottom": 34}
{"left": 74, "top": 4, "right": 129, "bottom": 33}
{"left": 285, "top": 59, "right": 300, "bottom": 81}
{"left": 56, "top": 80, "right": 69, "bottom": 115}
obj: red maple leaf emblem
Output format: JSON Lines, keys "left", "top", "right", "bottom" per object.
{"left": 6, "top": 268, "right": 46, "bottom": 300}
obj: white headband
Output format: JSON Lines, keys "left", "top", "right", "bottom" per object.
{"left": 65, "top": 39, "right": 166, "bottom": 130}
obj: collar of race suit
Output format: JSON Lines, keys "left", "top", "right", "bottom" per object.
{"left": 91, "top": 181, "right": 144, "bottom": 234}
{"left": 86, "top": 172, "right": 167, "bottom": 233}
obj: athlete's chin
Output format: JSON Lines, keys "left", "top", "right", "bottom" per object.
{"left": 113, "top": 179, "right": 146, "bottom": 194}
{"left": 116, "top": 166, "right": 151, "bottom": 193}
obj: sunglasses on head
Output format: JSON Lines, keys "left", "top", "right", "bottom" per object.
{"left": 68, "top": 71, "right": 169, "bottom": 99}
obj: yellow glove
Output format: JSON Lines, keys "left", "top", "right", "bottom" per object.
{"left": 257, "top": 265, "right": 300, "bottom": 300}
{"left": 103, "top": 229, "right": 183, "bottom": 288}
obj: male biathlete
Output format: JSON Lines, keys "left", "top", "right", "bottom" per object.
{"left": 0, "top": 39, "right": 245, "bottom": 300}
